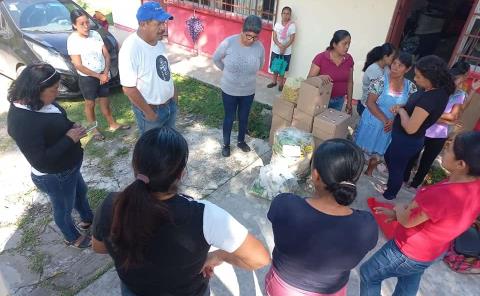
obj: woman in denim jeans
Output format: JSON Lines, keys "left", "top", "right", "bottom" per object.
{"left": 360, "top": 132, "right": 480, "bottom": 295}
{"left": 7, "top": 64, "right": 93, "bottom": 249}
{"left": 213, "top": 15, "right": 265, "bottom": 157}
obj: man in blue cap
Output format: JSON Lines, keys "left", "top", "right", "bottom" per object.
{"left": 119, "top": 1, "right": 177, "bottom": 134}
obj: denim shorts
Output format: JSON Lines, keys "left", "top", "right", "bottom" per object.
{"left": 78, "top": 75, "right": 109, "bottom": 100}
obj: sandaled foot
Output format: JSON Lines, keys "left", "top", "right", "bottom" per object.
{"left": 108, "top": 124, "right": 131, "bottom": 132}
{"left": 267, "top": 82, "right": 277, "bottom": 88}
{"left": 64, "top": 235, "right": 91, "bottom": 249}
{"left": 77, "top": 221, "right": 92, "bottom": 231}
{"left": 92, "top": 132, "right": 105, "bottom": 141}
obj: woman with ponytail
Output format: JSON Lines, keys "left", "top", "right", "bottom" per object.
{"left": 265, "top": 139, "right": 378, "bottom": 296}
{"left": 383, "top": 55, "right": 455, "bottom": 200}
{"left": 358, "top": 43, "right": 396, "bottom": 115}
{"left": 92, "top": 127, "right": 270, "bottom": 296}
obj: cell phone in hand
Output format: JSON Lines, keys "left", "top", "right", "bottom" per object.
{"left": 85, "top": 121, "right": 98, "bottom": 133}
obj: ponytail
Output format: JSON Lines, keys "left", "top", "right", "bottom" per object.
{"left": 110, "top": 180, "right": 170, "bottom": 269}
{"left": 362, "top": 43, "right": 396, "bottom": 72}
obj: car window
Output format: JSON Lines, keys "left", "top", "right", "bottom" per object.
{"left": 4, "top": 0, "right": 97, "bottom": 32}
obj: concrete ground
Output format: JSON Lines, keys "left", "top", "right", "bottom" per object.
{"left": 0, "top": 46, "right": 479, "bottom": 296}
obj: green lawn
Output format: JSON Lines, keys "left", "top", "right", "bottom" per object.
{"left": 59, "top": 75, "right": 271, "bottom": 139}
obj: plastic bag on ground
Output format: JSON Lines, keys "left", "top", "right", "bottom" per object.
{"left": 281, "top": 77, "right": 304, "bottom": 103}
{"left": 250, "top": 162, "right": 299, "bottom": 200}
{"left": 271, "top": 127, "right": 315, "bottom": 179}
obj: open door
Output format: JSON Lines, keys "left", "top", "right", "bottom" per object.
{"left": 386, "top": 0, "right": 415, "bottom": 46}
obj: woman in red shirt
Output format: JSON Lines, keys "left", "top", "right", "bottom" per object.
{"left": 307, "top": 30, "right": 354, "bottom": 114}
{"left": 360, "top": 131, "right": 480, "bottom": 296}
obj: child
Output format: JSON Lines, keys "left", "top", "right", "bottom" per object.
{"left": 360, "top": 131, "right": 480, "bottom": 296}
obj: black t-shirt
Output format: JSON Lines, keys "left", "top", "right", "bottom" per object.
{"left": 393, "top": 88, "right": 450, "bottom": 138}
{"left": 268, "top": 193, "right": 378, "bottom": 294}
{"left": 7, "top": 103, "right": 83, "bottom": 173}
{"left": 92, "top": 193, "right": 210, "bottom": 296}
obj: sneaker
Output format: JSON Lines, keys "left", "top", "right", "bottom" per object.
{"left": 237, "top": 142, "right": 251, "bottom": 152}
{"left": 267, "top": 82, "right": 277, "bottom": 88}
{"left": 222, "top": 145, "right": 230, "bottom": 157}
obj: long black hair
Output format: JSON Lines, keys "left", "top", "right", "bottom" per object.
{"left": 449, "top": 61, "right": 470, "bottom": 77}
{"left": 313, "top": 139, "right": 364, "bottom": 206}
{"left": 70, "top": 9, "right": 88, "bottom": 30}
{"left": 453, "top": 131, "right": 480, "bottom": 176}
{"left": 7, "top": 63, "right": 61, "bottom": 111}
{"left": 110, "top": 127, "right": 189, "bottom": 269}
{"left": 415, "top": 55, "right": 456, "bottom": 95}
{"left": 362, "top": 43, "right": 396, "bottom": 72}
{"left": 327, "top": 30, "right": 350, "bottom": 51}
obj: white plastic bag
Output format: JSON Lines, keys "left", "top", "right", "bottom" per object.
{"left": 250, "top": 162, "right": 299, "bottom": 200}
{"left": 271, "top": 127, "right": 314, "bottom": 179}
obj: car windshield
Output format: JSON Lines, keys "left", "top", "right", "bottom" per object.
{"left": 4, "top": 0, "right": 96, "bottom": 32}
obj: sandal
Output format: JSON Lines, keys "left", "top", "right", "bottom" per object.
{"left": 109, "top": 124, "right": 131, "bottom": 132}
{"left": 267, "top": 82, "right": 277, "bottom": 88}
{"left": 77, "top": 221, "right": 92, "bottom": 231}
{"left": 64, "top": 235, "right": 91, "bottom": 249}
{"left": 92, "top": 132, "right": 105, "bottom": 141}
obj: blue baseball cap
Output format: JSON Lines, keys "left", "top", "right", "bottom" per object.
{"left": 136, "top": 2, "right": 173, "bottom": 23}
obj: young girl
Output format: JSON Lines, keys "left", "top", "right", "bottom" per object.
{"left": 360, "top": 131, "right": 480, "bottom": 296}
{"left": 67, "top": 9, "right": 129, "bottom": 140}
{"left": 92, "top": 127, "right": 270, "bottom": 296}
{"left": 358, "top": 43, "right": 396, "bottom": 116}
{"left": 266, "top": 139, "right": 378, "bottom": 296}
{"left": 267, "top": 6, "right": 296, "bottom": 92}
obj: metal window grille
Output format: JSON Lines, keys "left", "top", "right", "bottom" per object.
{"left": 167, "top": 0, "right": 276, "bottom": 24}
{"left": 451, "top": 0, "right": 480, "bottom": 70}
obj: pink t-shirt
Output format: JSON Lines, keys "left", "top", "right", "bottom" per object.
{"left": 425, "top": 90, "right": 466, "bottom": 138}
{"left": 394, "top": 179, "right": 480, "bottom": 262}
{"left": 312, "top": 51, "right": 354, "bottom": 97}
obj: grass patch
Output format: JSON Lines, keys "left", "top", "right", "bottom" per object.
{"left": 29, "top": 251, "right": 47, "bottom": 274}
{"left": 114, "top": 146, "right": 130, "bottom": 158}
{"left": 175, "top": 74, "right": 271, "bottom": 139}
{"left": 57, "top": 261, "right": 114, "bottom": 296}
{"left": 88, "top": 188, "right": 109, "bottom": 210}
{"left": 424, "top": 165, "right": 448, "bottom": 186}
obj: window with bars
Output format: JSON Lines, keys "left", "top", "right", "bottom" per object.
{"left": 168, "top": 0, "right": 276, "bottom": 23}
{"left": 452, "top": 1, "right": 480, "bottom": 71}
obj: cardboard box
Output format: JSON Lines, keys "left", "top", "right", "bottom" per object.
{"left": 269, "top": 114, "right": 292, "bottom": 145}
{"left": 272, "top": 95, "right": 296, "bottom": 121}
{"left": 313, "top": 108, "right": 351, "bottom": 140}
{"left": 291, "top": 108, "right": 314, "bottom": 133}
{"left": 297, "top": 77, "right": 333, "bottom": 117}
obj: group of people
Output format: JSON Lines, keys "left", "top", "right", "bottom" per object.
{"left": 5, "top": 2, "right": 480, "bottom": 296}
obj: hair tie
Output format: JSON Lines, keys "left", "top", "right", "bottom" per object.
{"left": 340, "top": 181, "right": 356, "bottom": 188}
{"left": 136, "top": 174, "right": 150, "bottom": 184}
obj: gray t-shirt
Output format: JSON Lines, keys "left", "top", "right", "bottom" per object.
{"left": 213, "top": 34, "right": 265, "bottom": 96}
{"left": 361, "top": 63, "right": 388, "bottom": 106}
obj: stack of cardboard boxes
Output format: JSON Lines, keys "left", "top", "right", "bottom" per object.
{"left": 270, "top": 77, "right": 351, "bottom": 148}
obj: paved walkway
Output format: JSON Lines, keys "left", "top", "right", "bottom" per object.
{"left": 0, "top": 48, "right": 478, "bottom": 295}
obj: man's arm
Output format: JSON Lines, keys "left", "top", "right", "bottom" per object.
{"left": 122, "top": 86, "right": 157, "bottom": 121}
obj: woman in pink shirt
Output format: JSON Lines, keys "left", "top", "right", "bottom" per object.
{"left": 307, "top": 30, "right": 354, "bottom": 114}
{"left": 360, "top": 131, "right": 480, "bottom": 296}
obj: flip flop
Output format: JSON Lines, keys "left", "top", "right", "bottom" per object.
{"left": 109, "top": 124, "right": 131, "bottom": 132}
{"left": 64, "top": 235, "right": 91, "bottom": 249}
{"left": 92, "top": 132, "right": 105, "bottom": 141}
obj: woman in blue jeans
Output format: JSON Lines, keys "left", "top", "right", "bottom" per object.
{"left": 360, "top": 131, "right": 480, "bottom": 295}
{"left": 213, "top": 15, "right": 265, "bottom": 157}
{"left": 382, "top": 55, "right": 455, "bottom": 199}
{"left": 7, "top": 64, "right": 93, "bottom": 248}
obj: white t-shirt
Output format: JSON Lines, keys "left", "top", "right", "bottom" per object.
{"left": 67, "top": 30, "right": 105, "bottom": 76}
{"left": 271, "top": 22, "right": 296, "bottom": 55}
{"left": 119, "top": 33, "right": 174, "bottom": 105}
{"left": 196, "top": 200, "right": 248, "bottom": 252}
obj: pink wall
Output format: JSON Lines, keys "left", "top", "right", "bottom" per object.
{"left": 166, "top": 3, "right": 273, "bottom": 74}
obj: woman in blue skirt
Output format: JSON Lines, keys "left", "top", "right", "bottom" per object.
{"left": 355, "top": 52, "right": 416, "bottom": 176}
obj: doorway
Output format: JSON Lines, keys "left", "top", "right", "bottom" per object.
{"left": 388, "top": 0, "right": 474, "bottom": 63}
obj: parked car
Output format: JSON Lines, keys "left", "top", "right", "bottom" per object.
{"left": 0, "top": 0, "right": 119, "bottom": 98}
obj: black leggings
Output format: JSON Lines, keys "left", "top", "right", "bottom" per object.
{"left": 404, "top": 137, "right": 447, "bottom": 188}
